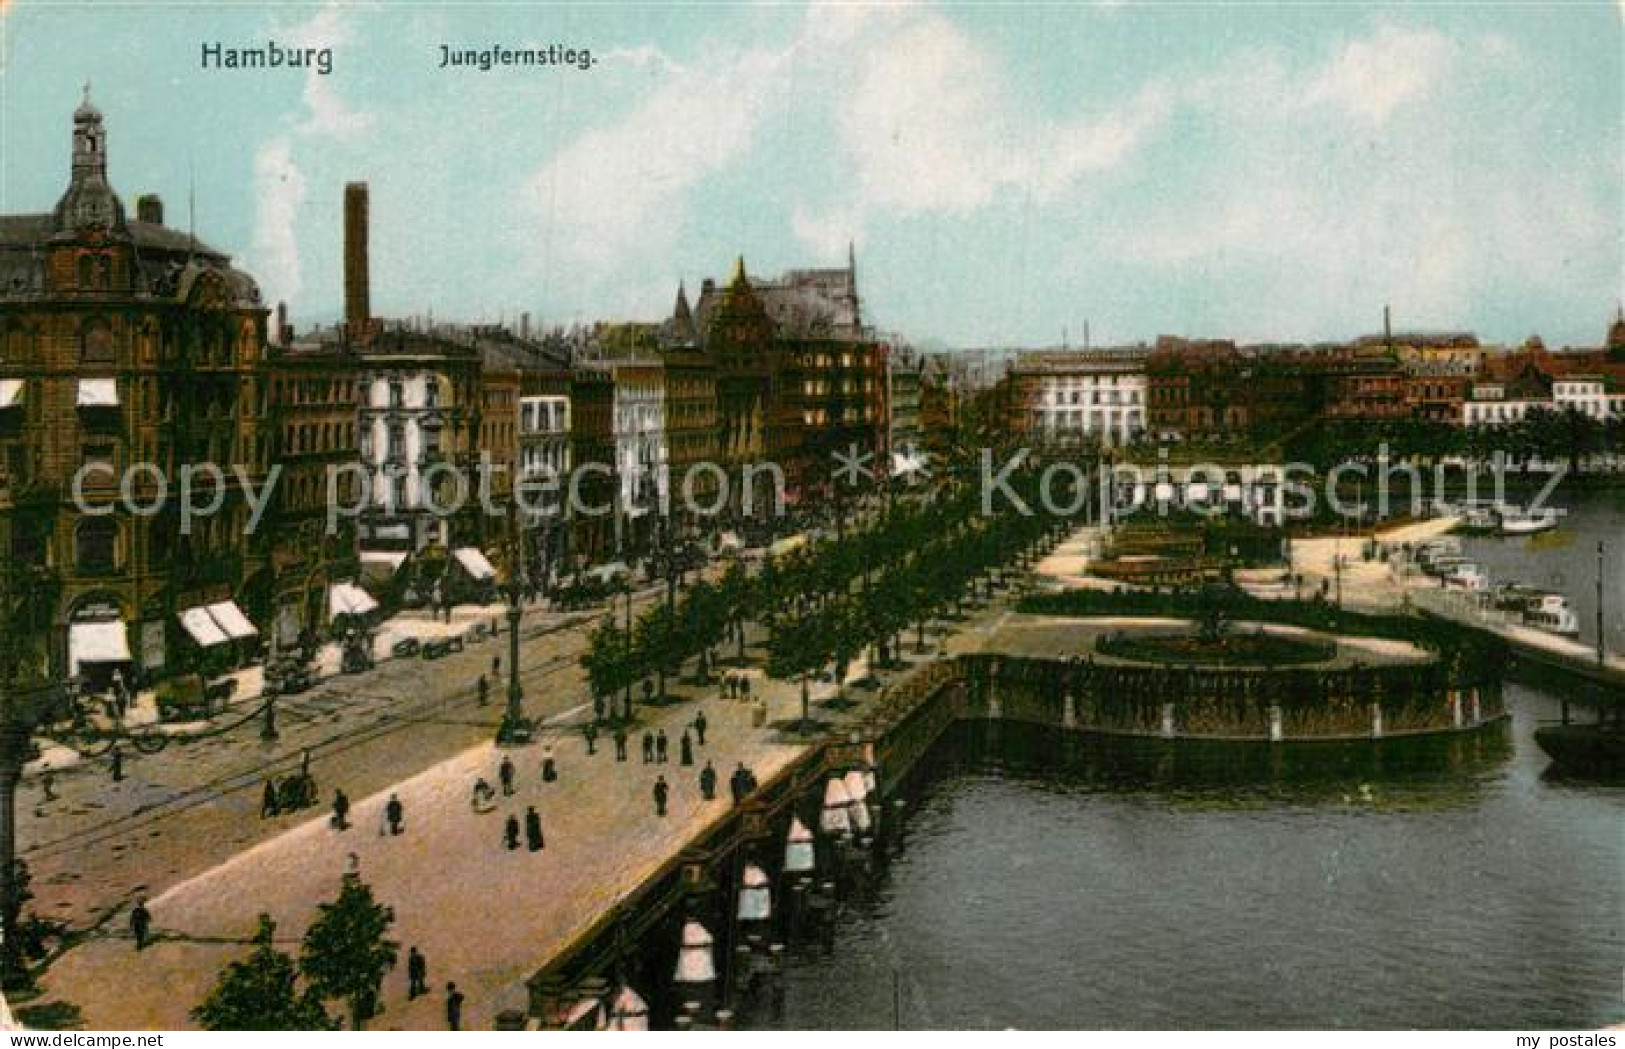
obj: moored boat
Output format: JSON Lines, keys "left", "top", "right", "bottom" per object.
{"left": 1521, "top": 593, "right": 1581, "bottom": 637}
{"left": 1534, "top": 722, "right": 1625, "bottom": 780}
{"left": 1499, "top": 507, "right": 1560, "bottom": 535}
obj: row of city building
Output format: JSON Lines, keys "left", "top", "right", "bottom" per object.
{"left": 0, "top": 94, "right": 946, "bottom": 687}
{"left": 1002, "top": 311, "right": 1625, "bottom": 449}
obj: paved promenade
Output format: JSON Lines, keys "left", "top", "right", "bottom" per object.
{"left": 33, "top": 602, "right": 998, "bottom": 1030}
{"left": 40, "top": 671, "right": 821, "bottom": 1030}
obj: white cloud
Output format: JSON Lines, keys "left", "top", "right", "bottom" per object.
{"left": 835, "top": 12, "right": 1170, "bottom": 216}
{"left": 244, "top": 1, "right": 372, "bottom": 311}
{"left": 520, "top": 40, "right": 790, "bottom": 300}
{"left": 1102, "top": 22, "right": 1620, "bottom": 342}
{"left": 1300, "top": 23, "right": 1452, "bottom": 125}
{"left": 250, "top": 138, "right": 306, "bottom": 306}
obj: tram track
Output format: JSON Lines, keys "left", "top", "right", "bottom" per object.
{"left": 23, "top": 645, "right": 584, "bottom": 863}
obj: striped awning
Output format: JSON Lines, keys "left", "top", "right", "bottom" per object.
{"left": 453, "top": 547, "right": 497, "bottom": 581}
{"left": 179, "top": 606, "right": 230, "bottom": 648}
{"left": 76, "top": 378, "right": 119, "bottom": 407}
{"left": 206, "top": 600, "right": 258, "bottom": 640}
{"left": 0, "top": 380, "right": 22, "bottom": 409}
{"left": 68, "top": 621, "right": 131, "bottom": 674}
{"left": 329, "top": 582, "right": 379, "bottom": 619}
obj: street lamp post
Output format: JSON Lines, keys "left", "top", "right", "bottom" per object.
{"left": 1597, "top": 541, "right": 1606, "bottom": 670}
{"left": 497, "top": 501, "right": 531, "bottom": 747}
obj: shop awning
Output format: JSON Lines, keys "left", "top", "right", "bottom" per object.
{"left": 179, "top": 606, "right": 230, "bottom": 647}
{"left": 329, "top": 582, "right": 379, "bottom": 619}
{"left": 453, "top": 547, "right": 497, "bottom": 581}
{"left": 0, "top": 380, "right": 22, "bottom": 409}
{"left": 68, "top": 621, "right": 131, "bottom": 674}
{"left": 206, "top": 600, "right": 258, "bottom": 640}
{"left": 360, "top": 551, "right": 407, "bottom": 570}
{"left": 76, "top": 378, "right": 119, "bottom": 408}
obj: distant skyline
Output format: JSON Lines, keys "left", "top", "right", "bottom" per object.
{"left": 1, "top": 1, "right": 1620, "bottom": 349}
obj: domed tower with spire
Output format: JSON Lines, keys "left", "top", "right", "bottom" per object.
{"left": 1607, "top": 306, "right": 1625, "bottom": 360}
{"left": 52, "top": 84, "right": 128, "bottom": 236}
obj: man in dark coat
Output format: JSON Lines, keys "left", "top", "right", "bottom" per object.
{"left": 699, "top": 761, "right": 717, "bottom": 801}
{"left": 446, "top": 983, "right": 465, "bottom": 1031}
{"left": 129, "top": 898, "right": 151, "bottom": 950}
{"left": 614, "top": 726, "right": 628, "bottom": 761}
{"left": 693, "top": 710, "right": 708, "bottom": 746}
{"left": 584, "top": 722, "right": 598, "bottom": 755}
{"left": 407, "top": 946, "right": 428, "bottom": 999}
{"left": 729, "top": 763, "right": 748, "bottom": 804}
{"left": 655, "top": 729, "right": 669, "bottom": 764}
{"left": 385, "top": 793, "right": 404, "bottom": 835}
{"left": 261, "top": 778, "right": 280, "bottom": 818}
{"left": 504, "top": 814, "right": 521, "bottom": 850}
{"left": 679, "top": 731, "right": 694, "bottom": 767}
{"left": 525, "top": 806, "right": 544, "bottom": 852}
{"left": 653, "top": 776, "right": 669, "bottom": 817}
{"left": 499, "top": 755, "right": 515, "bottom": 796}
{"left": 641, "top": 731, "right": 654, "bottom": 764}
{"left": 477, "top": 674, "right": 489, "bottom": 707}
{"left": 331, "top": 789, "right": 351, "bottom": 830}
{"left": 110, "top": 744, "right": 124, "bottom": 782}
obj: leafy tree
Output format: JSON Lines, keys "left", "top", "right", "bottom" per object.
{"left": 299, "top": 876, "right": 398, "bottom": 1030}
{"left": 194, "top": 915, "right": 333, "bottom": 1031}
{"left": 582, "top": 617, "right": 631, "bottom": 721}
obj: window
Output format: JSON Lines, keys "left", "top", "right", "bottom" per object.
{"left": 81, "top": 442, "right": 115, "bottom": 471}
{"left": 81, "top": 318, "right": 115, "bottom": 365}
{"left": 76, "top": 518, "right": 118, "bottom": 574}
{"left": 389, "top": 380, "right": 405, "bottom": 409}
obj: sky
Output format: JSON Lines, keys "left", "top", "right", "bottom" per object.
{"left": 0, "top": 1, "right": 1620, "bottom": 349}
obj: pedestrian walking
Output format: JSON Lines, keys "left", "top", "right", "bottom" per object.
{"left": 129, "top": 898, "right": 151, "bottom": 951}
{"left": 477, "top": 674, "right": 489, "bottom": 707}
{"left": 499, "top": 755, "right": 515, "bottom": 796}
{"left": 584, "top": 722, "right": 598, "bottom": 755}
{"left": 492, "top": 654, "right": 501, "bottom": 677}
{"left": 385, "top": 793, "right": 404, "bottom": 836}
{"left": 541, "top": 749, "right": 558, "bottom": 783}
{"left": 110, "top": 744, "right": 124, "bottom": 783}
{"left": 504, "top": 814, "right": 521, "bottom": 850}
{"left": 614, "top": 726, "right": 629, "bottom": 762}
{"left": 593, "top": 696, "right": 606, "bottom": 723}
{"left": 693, "top": 710, "right": 707, "bottom": 747}
{"left": 407, "top": 946, "right": 428, "bottom": 1000}
{"left": 679, "top": 731, "right": 694, "bottom": 767}
{"left": 40, "top": 769, "right": 56, "bottom": 802}
{"left": 699, "top": 761, "right": 717, "bottom": 801}
{"left": 525, "top": 806, "right": 544, "bottom": 852}
{"left": 653, "top": 775, "right": 669, "bottom": 817}
{"left": 331, "top": 789, "right": 351, "bottom": 830}
{"left": 446, "top": 983, "right": 464, "bottom": 1031}
{"left": 261, "top": 778, "right": 280, "bottom": 819}
{"left": 729, "top": 763, "right": 748, "bottom": 804}
{"left": 641, "top": 731, "right": 654, "bottom": 764}
{"left": 656, "top": 730, "right": 669, "bottom": 764}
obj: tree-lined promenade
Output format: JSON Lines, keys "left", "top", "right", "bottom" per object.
{"left": 583, "top": 462, "right": 1080, "bottom": 732}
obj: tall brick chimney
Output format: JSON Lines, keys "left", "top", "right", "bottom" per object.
{"left": 344, "top": 182, "right": 370, "bottom": 337}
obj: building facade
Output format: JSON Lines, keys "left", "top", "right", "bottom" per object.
{"left": 1007, "top": 348, "right": 1149, "bottom": 449}
{"left": 0, "top": 90, "right": 269, "bottom": 684}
